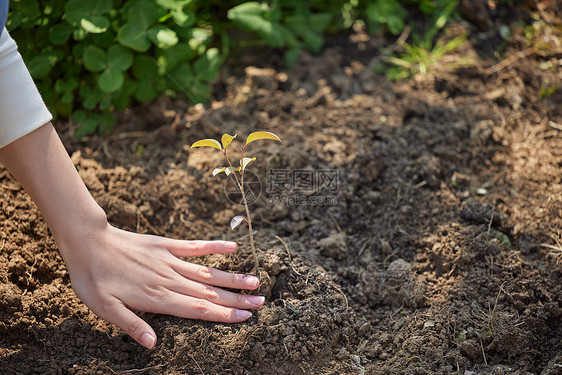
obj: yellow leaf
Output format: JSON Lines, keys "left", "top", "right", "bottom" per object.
{"left": 240, "top": 157, "right": 256, "bottom": 171}
{"left": 221, "top": 133, "right": 237, "bottom": 150}
{"left": 191, "top": 139, "right": 222, "bottom": 150}
{"left": 212, "top": 167, "right": 227, "bottom": 176}
{"left": 244, "top": 131, "right": 281, "bottom": 148}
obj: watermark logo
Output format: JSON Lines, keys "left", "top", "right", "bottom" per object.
{"left": 267, "top": 169, "right": 338, "bottom": 206}
{"left": 223, "top": 169, "right": 262, "bottom": 206}
{"left": 223, "top": 168, "right": 339, "bottom": 207}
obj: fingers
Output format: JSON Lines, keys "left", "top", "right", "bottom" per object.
{"left": 172, "top": 260, "right": 260, "bottom": 290}
{"left": 108, "top": 303, "right": 157, "bottom": 349}
{"left": 172, "top": 279, "right": 265, "bottom": 310}
{"left": 163, "top": 239, "right": 237, "bottom": 257}
{"left": 159, "top": 294, "right": 255, "bottom": 323}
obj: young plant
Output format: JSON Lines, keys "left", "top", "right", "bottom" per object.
{"left": 191, "top": 131, "right": 281, "bottom": 276}
{"left": 378, "top": 0, "right": 470, "bottom": 80}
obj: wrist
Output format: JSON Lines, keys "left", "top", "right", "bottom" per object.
{"left": 51, "top": 202, "right": 109, "bottom": 260}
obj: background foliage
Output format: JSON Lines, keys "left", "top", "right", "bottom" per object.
{"left": 7, "top": 0, "right": 458, "bottom": 136}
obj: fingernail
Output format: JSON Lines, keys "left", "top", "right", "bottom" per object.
{"left": 236, "top": 310, "right": 253, "bottom": 320}
{"left": 223, "top": 241, "right": 237, "bottom": 251}
{"left": 140, "top": 333, "right": 156, "bottom": 349}
{"left": 246, "top": 276, "right": 259, "bottom": 288}
{"left": 248, "top": 295, "right": 265, "bottom": 306}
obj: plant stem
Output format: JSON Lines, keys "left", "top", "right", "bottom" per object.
{"left": 240, "top": 172, "right": 259, "bottom": 276}
{"left": 223, "top": 149, "right": 259, "bottom": 276}
{"left": 240, "top": 148, "right": 259, "bottom": 276}
{"left": 224, "top": 152, "right": 242, "bottom": 188}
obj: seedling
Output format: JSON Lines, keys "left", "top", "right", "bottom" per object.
{"left": 191, "top": 131, "right": 281, "bottom": 276}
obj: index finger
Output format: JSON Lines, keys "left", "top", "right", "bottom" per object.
{"left": 162, "top": 239, "right": 237, "bottom": 258}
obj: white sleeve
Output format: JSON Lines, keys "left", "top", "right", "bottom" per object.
{"left": 0, "top": 27, "right": 53, "bottom": 148}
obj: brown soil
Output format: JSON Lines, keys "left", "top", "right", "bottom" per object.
{"left": 1, "top": 12, "right": 561, "bottom": 375}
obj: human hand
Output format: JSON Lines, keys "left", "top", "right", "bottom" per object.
{"left": 58, "top": 223, "right": 263, "bottom": 349}
{"left": 0, "top": 123, "right": 263, "bottom": 349}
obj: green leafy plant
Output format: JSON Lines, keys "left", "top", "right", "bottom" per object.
{"left": 377, "top": 0, "right": 469, "bottom": 79}
{"left": 7, "top": 0, "right": 476, "bottom": 136}
{"left": 362, "top": 0, "right": 459, "bottom": 36}
{"left": 227, "top": 1, "right": 338, "bottom": 67}
{"left": 383, "top": 30, "right": 467, "bottom": 79}
{"left": 8, "top": 0, "right": 223, "bottom": 137}
{"left": 363, "top": 0, "right": 408, "bottom": 35}
{"left": 191, "top": 131, "right": 282, "bottom": 276}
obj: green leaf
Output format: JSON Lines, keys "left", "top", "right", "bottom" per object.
{"left": 156, "top": 0, "right": 190, "bottom": 10}
{"left": 98, "top": 68, "right": 124, "bottom": 93}
{"left": 99, "top": 112, "right": 115, "bottom": 133}
{"left": 365, "top": 0, "right": 407, "bottom": 34}
{"left": 193, "top": 48, "right": 221, "bottom": 83}
{"left": 80, "top": 86, "right": 102, "bottom": 110}
{"left": 309, "top": 13, "right": 333, "bottom": 34}
{"left": 284, "top": 47, "right": 301, "bottom": 68}
{"left": 148, "top": 26, "right": 179, "bottom": 49}
{"left": 118, "top": 23, "right": 151, "bottom": 52}
{"left": 80, "top": 16, "right": 110, "bottom": 33}
{"left": 132, "top": 55, "right": 157, "bottom": 79}
{"left": 228, "top": 2, "right": 264, "bottom": 18}
{"left": 301, "top": 29, "right": 323, "bottom": 53}
{"left": 99, "top": 93, "right": 112, "bottom": 110}
{"left": 279, "top": 25, "right": 299, "bottom": 48}
{"left": 73, "top": 27, "right": 87, "bottom": 41}
{"left": 49, "top": 23, "right": 72, "bottom": 45}
{"left": 235, "top": 13, "right": 271, "bottom": 34}
{"left": 228, "top": 4, "right": 285, "bottom": 48}
{"left": 54, "top": 78, "right": 79, "bottom": 93}
{"left": 221, "top": 133, "right": 237, "bottom": 150}
{"left": 91, "top": 30, "right": 116, "bottom": 48}
{"left": 61, "top": 91, "right": 74, "bottom": 104}
{"left": 186, "top": 80, "right": 211, "bottom": 103}
{"left": 74, "top": 113, "right": 100, "bottom": 138}
{"left": 172, "top": 9, "right": 195, "bottom": 27}
{"left": 107, "top": 44, "right": 134, "bottom": 71}
{"left": 187, "top": 28, "right": 213, "bottom": 47}
{"left": 227, "top": 2, "right": 267, "bottom": 33}
{"left": 83, "top": 46, "right": 107, "bottom": 72}
{"left": 419, "top": 0, "right": 437, "bottom": 14}
{"left": 65, "top": 0, "right": 112, "bottom": 27}
{"left": 27, "top": 55, "right": 53, "bottom": 79}
{"left": 7, "top": 13, "right": 22, "bottom": 29}
{"left": 158, "top": 43, "right": 195, "bottom": 72}
{"left": 262, "top": 23, "right": 285, "bottom": 48}
{"left": 113, "top": 79, "right": 138, "bottom": 110}
{"left": 285, "top": 15, "right": 324, "bottom": 52}
{"left": 167, "top": 63, "right": 194, "bottom": 91}
{"left": 72, "top": 109, "right": 87, "bottom": 124}
{"left": 387, "top": 14, "right": 405, "bottom": 35}
{"left": 191, "top": 139, "right": 222, "bottom": 150}
{"left": 14, "top": 0, "right": 41, "bottom": 29}
{"left": 127, "top": 0, "right": 160, "bottom": 29}
{"left": 245, "top": 131, "right": 281, "bottom": 148}
{"left": 135, "top": 79, "right": 158, "bottom": 102}
{"left": 55, "top": 99, "right": 73, "bottom": 117}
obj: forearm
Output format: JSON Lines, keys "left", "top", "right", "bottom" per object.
{"left": 0, "top": 122, "right": 107, "bottom": 255}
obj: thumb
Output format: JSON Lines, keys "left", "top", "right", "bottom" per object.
{"left": 108, "top": 304, "right": 157, "bottom": 349}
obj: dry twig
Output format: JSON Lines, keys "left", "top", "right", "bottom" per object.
{"left": 485, "top": 47, "right": 537, "bottom": 75}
